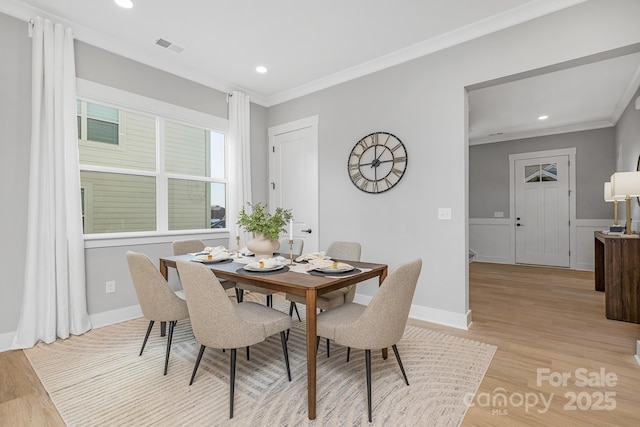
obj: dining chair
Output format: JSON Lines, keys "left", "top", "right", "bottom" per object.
{"left": 316, "top": 258, "right": 422, "bottom": 422}
{"left": 171, "top": 239, "right": 239, "bottom": 299}
{"left": 235, "top": 238, "right": 304, "bottom": 307}
{"left": 176, "top": 260, "right": 292, "bottom": 419}
{"left": 286, "top": 241, "right": 361, "bottom": 355}
{"left": 126, "top": 251, "right": 190, "bottom": 375}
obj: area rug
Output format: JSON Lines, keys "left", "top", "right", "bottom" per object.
{"left": 24, "top": 294, "right": 496, "bottom": 426}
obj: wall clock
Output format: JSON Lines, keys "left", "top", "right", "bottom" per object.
{"left": 348, "top": 131, "right": 407, "bottom": 194}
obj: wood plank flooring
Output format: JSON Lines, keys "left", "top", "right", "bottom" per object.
{"left": 1, "top": 262, "right": 639, "bottom": 426}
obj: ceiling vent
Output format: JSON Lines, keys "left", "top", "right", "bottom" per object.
{"left": 155, "top": 38, "right": 185, "bottom": 54}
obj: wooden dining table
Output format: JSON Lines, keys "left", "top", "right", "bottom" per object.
{"left": 158, "top": 254, "right": 387, "bottom": 420}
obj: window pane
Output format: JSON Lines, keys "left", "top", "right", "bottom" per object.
{"left": 541, "top": 163, "right": 558, "bottom": 181}
{"left": 210, "top": 131, "right": 225, "bottom": 179}
{"left": 525, "top": 165, "right": 540, "bottom": 183}
{"left": 87, "top": 118, "right": 118, "bottom": 144}
{"left": 87, "top": 102, "right": 118, "bottom": 122}
{"left": 168, "top": 179, "right": 226, "bottom": 230}
{"left": 80, "top": 171, "right": 156, "bottom": 233}
{"left": 79, "top": 107, "right": 156, "bottom": 171}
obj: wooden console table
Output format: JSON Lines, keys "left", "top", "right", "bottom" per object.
{"left": 594, "top": 231, "right": 640, "bottom": 323}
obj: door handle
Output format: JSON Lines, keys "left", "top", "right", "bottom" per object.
{"left": 516, "top": 223, "right": 523, "bottom": 227}
{"left": 301, "top": 228, "right": 312, "bottom": 234}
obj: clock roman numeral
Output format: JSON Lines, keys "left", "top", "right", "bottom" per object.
{"left": 372, "top": 181, "right": 378, "bottom": 193}
{"left": 357, "top": 138, "right": 370, "bottom": 151}
{"left": 390, "top": 142, "right": 403, "bottom": 153}
{"left": 358, "top": 179, "right": 369, "bottom": 191}
{"left": 370, "top": 133, "right": 378, "bottom": 146}
{"left": 393, "top": 156, "right": 406, "bottom": 164}
{"left": 348, "top": 162, "right": 360, "bottom": 171}
{"left": 391, "top": 168, "right": 403, "bottom": 177}
{"left": 384, "top": 177, "right": 393, "bottom": 189}
{"left": 351, "top": 171, "right": 363, "bottom": 181}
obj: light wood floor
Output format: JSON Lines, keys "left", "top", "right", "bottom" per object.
{"left": 1, "top": 262, "right": 639, "bottom": 426}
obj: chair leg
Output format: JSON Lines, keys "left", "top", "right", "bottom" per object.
{"left": 346, "top": 347, "right": 351, "bottom": 362}
{"left": 365, "top": 349, "right": 372, "bottom": 423}
{"left": 392, "top": 344, "right": 409, "bottom": 386}
{"left": 326, "top": 339, "right": 330, "bottom": 358}
{"left": 190, "top": 344, "right": 206, "bottom": 385}
{"left": 246, "top": 346, "right": 250, "bottom": 360}
{"left": 280, "top": 331, "right": 291, "bottom": 381}
{"left": 237, "top": 289, "right": 244, "bottom": 303}
{"left": 266, "top": 294, "right": 273, "bottom": 307}
{"left": 316, "top": 336, "right": 320, "bottom": 355}
{"left": 290, "top": 302, "right": 301, "bottom": 322}
{"left": 140, "top": 320, "right": 154, "bottom": 356}
{"left": 230, "top": 348, "right": 237, "bottom": 419}
{"left": 164, "top": 320, "right": 176, "bottom": 375}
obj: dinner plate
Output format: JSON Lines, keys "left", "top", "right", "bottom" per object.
{"left": 316, "top": 265, "right": 354, "bottom": 273}
{"left": 244, "top": 264, "right": 285, "bottom": 272}
{"left": 193, "top": 257, "right": 232, "bottom": 264}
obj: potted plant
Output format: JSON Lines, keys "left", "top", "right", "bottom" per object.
{"left": 237, "top": 202, "right": 293, "bottom": 259}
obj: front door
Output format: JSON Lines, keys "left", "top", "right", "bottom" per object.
{"left": 268, "top": 116, "right": 319, "bottom": 252}
{"left": 514, "top": 155, "right": 570, "bottom": 267}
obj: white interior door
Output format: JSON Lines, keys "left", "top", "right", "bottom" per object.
{"left": 269, "top": 116, "right": 319, "bottom": 252}
{"left": 514, "top": 155, "right": 570, "bottom": 267}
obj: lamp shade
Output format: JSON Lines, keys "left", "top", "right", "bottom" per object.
{"left": 611, "top": 171, "right": 640, "bottom": 198}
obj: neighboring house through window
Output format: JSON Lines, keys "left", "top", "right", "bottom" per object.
{"left": 76, "top": 80, "right": 228, "bottom": 235}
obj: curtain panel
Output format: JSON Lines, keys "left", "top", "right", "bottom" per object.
{"left": 13, "top": 17, "right": 91, "bottom": 349}
{"left": 228, "top": 91, "right": 252, "bottom": 246}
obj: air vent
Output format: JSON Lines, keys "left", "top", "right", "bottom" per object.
{"left": 155, "top": 38, "right": 185, "bottom": 54}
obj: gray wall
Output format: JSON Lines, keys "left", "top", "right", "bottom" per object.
{"left": 615, "top": 86, "right": 640, "bottom": 222}
{"left": 469, "top": 128, "right": 616, "bottom": 219}
{"left": 0, "top": 13, "right": 31, "bottom": 334}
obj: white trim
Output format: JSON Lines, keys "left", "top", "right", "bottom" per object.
{"left": 76, "top": 79, "right": 228, "bottom": 131}
{"left": 353, "top": 294, "right": 471, "bottom": 330}
{"left": 89, "top": 305, "right": 142, "bottom": 329}
{"left": 509, "top": 148, "right": 577, "bottom": 269}
{"left": 267, "top": 115, "right": 319, "bottom": 137}
{"left": 470, "top": 120, "right": 614, "bottom": 145}
{"left": 0, "top": 331, "right": 14, "bottom": 353}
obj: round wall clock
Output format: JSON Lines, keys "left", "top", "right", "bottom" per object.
{"left": 348, "top": 131, "right": 408, "bottom": 194}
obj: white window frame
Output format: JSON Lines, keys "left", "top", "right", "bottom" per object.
{"left": 77, "top": 79, "right": 230, "bottom": 248}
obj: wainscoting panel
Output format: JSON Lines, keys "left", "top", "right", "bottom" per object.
{"left": 470, "top": 218, "right": 611, "bottom": 271}
{"left": 469, "top": 218, "right": 512, "bottom": 264}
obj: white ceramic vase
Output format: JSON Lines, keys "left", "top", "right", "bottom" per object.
{"left": 246, "top": 233, "right": 280, "bottom": 260}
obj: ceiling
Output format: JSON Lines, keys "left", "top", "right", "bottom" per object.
{"left": 3, "top": 0, "right": 639, "bottom": 143}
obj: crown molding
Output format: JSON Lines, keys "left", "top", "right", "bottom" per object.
{"left": 1, "top": 0, "right": 587, "bottom": 108}
{"left": 469, "top": 120, "right": 614, "bottom": 145}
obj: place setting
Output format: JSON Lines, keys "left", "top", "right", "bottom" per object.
{"left": 190, "top": 246, "right": 234, "bottom": 264}
{"left": 302, "top": 257, "right": 361, "bottom": 277}
{"left": 236, "top": 256, "right": 290, "bottom": 275}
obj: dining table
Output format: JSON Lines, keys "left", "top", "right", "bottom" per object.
{"left": 158, "top": 253, "right": 388, "bottom": 420}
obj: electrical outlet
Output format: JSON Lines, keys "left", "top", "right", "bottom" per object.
{"left": 106, "top": 280, "right": 116, "bottom": 294}
{"left": 438, "top": 208, "right": 452, "bottom": 220}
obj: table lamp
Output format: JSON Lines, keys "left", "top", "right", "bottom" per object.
{"left": 611, "top": 171, "right": 640, "bottom": 235}
{"left": 604, "top": 182, "right": 625, "bottom": 232}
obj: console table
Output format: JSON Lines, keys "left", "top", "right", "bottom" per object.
{"left": 594, "top": 231, "right": 640, "bottom": 323}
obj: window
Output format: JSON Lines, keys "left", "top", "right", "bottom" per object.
{"left": 77, "top": 91, "right": 227, "bottom": 235}
{"left": 524, "top": 163, "right": 558, "bottom": 183}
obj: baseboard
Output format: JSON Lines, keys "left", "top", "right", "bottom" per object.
{"left": 0, "top": 331, "right": 15, "bottom": 353}
{"left": 353, "top": 293, "right": 471, "bottom": 330}
{"left": 0, "top": 305, "right": 143, "bottom": 353}
{"left": 89, "top": 304, "right": 143, "bottom": 329}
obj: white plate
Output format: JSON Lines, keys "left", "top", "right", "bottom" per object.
{"left": 316, "top": 264, "right": 354, "bottom": 273}
{"left": 244, "top": 264, "right": 285, "bottom": 272}
{"left": 193, "top": 256, "right": 232, "bottom": 264}
{"left": 295, "top": 254, "right": 332, "bottom": 262}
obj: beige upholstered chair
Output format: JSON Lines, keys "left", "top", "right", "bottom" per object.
{"left": 236, "top": 238, "right": 304, "bottom": 307}
{"left": 172, "top": 239, "right": 238, "bottom": 298}
{"left": 316, "top": 258, "right": 422, "bottom": 422}
{"left": 176, "top": 260, "right": 292, "bottom": 419}
{"left": 126, "top": 251, "right": 190, "bottom": 375}
{"left": 286, "top": 241, "right": 361, "bottom": 355}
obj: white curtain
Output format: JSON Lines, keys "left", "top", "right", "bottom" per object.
{"left": 228, "top": 91, "right": 253, "bottom": 246}
{"left": 12, "top": 17, "right": 91, "bottom": 349}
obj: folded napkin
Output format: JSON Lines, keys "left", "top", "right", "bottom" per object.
{"left": 245, "top": 256, "right": 286, "bottom": 269}
{"left": 192, "top": 246, "right": 227, "bottom": 256}
{"left": 305, "top": 258, "right": 353, "bottom": 272}
{"left": 195, "top": 250, "right": 230, "bottom": 262}
{"left": 239, "top": 246, "right": 254, "bottom": 256}
{"left": 295, "top": 251, "right": 329, "bottom": 262}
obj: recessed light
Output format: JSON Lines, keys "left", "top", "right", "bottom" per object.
{"left": 115, "top": 0, "right": 133, "bottom": 9}
{"left": 256, "top": 66, "right": 268, "bottom": 74}
{"left": 538, "top": 115, "right": 549, "bottom": 120}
